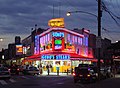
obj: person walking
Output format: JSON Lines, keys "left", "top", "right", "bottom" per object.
{"left": 39, "top": 64, "right": 43, "bottom": 75}
{"left": 46, "top": 64, "right": 50, "bottom": 75}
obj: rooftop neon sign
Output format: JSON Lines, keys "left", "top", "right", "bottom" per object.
{"left": 52, "top": 32, "right": 64, "bottom": 37}
{"left": 48, "top": 18, "right": 65, "bottom": 28}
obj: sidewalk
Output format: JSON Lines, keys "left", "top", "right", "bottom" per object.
{"left": 39, "top": 72, "right": 72, "bottom": 76}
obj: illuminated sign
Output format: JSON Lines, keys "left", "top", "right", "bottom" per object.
{"left": 55, "top": 45, "right": 62, "bottom": 49}
{"left": 55, "top": 40, "right": 62, "bottom": 44}
{"left": 34, "top": 35, "right": 40, "bottom": 54}
{"left": 23, "top": 46, "right": 27, "bottom": 54}
{"left": 41, "top": 54, "right": 70, "bottom": 60}
{"left": 84, "top": 29, "right": 90, "bottom": 33}
{"left": 52, "top": 32, "right": 64, "bottom": 37}
{"left": 16, "top": 45, "right": 23, "bottom": 55}
{"left": 54, "top": 39, "right": 62, "bottom": 49}
{"left": 48, "top": 18, "right": 65, "bottom": 28}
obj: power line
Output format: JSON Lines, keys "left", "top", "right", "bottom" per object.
{"left": 102, "top": 28, "right": 115, "bottom": 42}
{"left": 110, "top": 0, "right": 120, "bottom": 16}
{"left": 103, "top": 2, "right": 120, "bottom": 27}
{"left": 102, "top": 27, "right": 120, "bottom": 33}
{"left": 96, "top": 0, "right": 120, "bottom": 27}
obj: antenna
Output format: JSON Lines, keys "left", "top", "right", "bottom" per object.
{"left": 53, "top": 5, "right": 55, "bottom": 18}
{"left": 58, "top": 1, "right": 61, "bottom": 17}
{"left": 35, "top": 24, "right": 37, "bottom": 33}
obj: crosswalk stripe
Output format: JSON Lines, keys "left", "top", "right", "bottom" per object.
{"left": 0, "top": 80, "right": 7, "bottom": 85}
{"left": 9, "top": 79, "right": 16, "bottom": 83}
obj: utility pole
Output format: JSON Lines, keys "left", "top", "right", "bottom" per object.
{"left": 97, "top": 0, "right": 102, "bottom": 81}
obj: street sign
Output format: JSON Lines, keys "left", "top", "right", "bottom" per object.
{"left": 96, "top": 36, "right": 101, "bottom": 48}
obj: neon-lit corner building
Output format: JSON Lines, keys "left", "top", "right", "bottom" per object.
{"left": 23, "top": 18, "right": 96, "bottom": 73}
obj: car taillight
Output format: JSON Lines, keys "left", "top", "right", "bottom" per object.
{"left": 87, "top": 74, "right": 91, "bottom": 77}
{"left": 79, "top": 74, "right": 83, "bottom": 77}
{"left": 72, "top": 73, "right": 76, "bottom": 76}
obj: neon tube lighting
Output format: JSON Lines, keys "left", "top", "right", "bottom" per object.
{"left": 39, "top": 28, "right": 84, "bottom": 37}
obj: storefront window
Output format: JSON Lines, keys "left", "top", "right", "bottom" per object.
{"left": 55, "top": 61, "right": 60, "bottom": 65}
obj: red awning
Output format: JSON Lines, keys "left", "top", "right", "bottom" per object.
{"left": 25, "top": 54, "right": 41, "bottom": 60}
{"left": 24, "top": 51, "right": 95, "bottom": 61}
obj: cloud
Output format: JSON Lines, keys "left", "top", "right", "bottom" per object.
{"left": 0, "top": 0, "right": 120, "bottom": 50}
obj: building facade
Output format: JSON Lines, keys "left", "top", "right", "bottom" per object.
{"left": 22, "top": 18, "right": 96, "bottom": 73}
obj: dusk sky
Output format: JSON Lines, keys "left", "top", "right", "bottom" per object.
{"left": 0, "top": 0, "right": 120, "bottom": 51}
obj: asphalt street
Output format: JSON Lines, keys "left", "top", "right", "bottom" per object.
{"left": 0, "top": 74, "right": 120, "bottom": 88}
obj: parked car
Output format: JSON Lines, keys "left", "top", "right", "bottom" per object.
{"left": 116, "top": 66, "right": 120, "bottom": 74}
{"left": 73, "top": 67, "right": 98, "bottom": 83}
{"left": 78, "top": 64, "right": 89, "bottom": 68}
{"left": 17, "top": 65, "right": 24, "bottom": 73}
{"left": 106, "top": 66, "right": 113, "bottom": 78}
{"left": 23, "top": 66, "right": 40, "bottom": 75}
{"left": 99, "top": 67, "right": 108, "bottom": 79}
{"left": 90, "top": 66, "right": 108, "bottom": 79}
{"left": 0, "top": 67, "right": 11, "bottom": 79}
{"left": 8, "top": 65, "right": 20, "bottom": 75}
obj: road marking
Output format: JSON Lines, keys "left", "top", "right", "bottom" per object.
{"left": 0, "top": 80, "right": 7, "bottom": 85}
{"left": 57, "top": 82, "right": 64, "bottom": 84}
{"left": 75, "top": 83, "right": 85, "bottom": 88}
{"left": 21, "top": 76, "right": 30, "bottom": 79}
{"left": 9, "top": 79, "right": 16, "bottom": 83}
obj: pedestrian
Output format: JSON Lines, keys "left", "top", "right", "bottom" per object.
{"left": 112, "top": 65, "right": 116, "bottom": 77}
{"left": 46, "top": 64, "right": 50, "bottom": 75}
{"left": 49, "top": 64, "right": 52, "bottom": 72}
{"left": 39, "top": 64, "right": 43, "bottom": 75}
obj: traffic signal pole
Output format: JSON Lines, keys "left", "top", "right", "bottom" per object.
{"left": 97, "top": 0, "right": 102, "bottom": 81}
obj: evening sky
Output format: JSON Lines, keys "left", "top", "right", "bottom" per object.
{"left": 0, "top": 0, "right": 120, "bottom": 51}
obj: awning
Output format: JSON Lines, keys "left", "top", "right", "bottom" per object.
{"left": 24, "top": 54, "right": 41, "bottom": 60}
{"left": 24, "top": 51, "right": 94, "bottom": 61}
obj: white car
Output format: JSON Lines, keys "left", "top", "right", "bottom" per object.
{"left": 0, "top": 67, "right": 11, "bottom": 79}
{"left": 23, "top": 66, "right": 40, "bottom": 75}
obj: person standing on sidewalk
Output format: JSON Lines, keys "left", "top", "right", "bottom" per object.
{"left": 39, "top": 64, "right": 43, "bottom": 75}
{"left": 46, "top": 64, "right": 50, "bottom": 75}
{"left": 112, "top": 65, "right": 116, "bottom": 77}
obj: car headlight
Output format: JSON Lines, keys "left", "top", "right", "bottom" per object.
{"left": 95, "top": 73, "right": 98, "bottom": 76}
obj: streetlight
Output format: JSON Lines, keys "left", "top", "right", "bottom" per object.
{"left": 97, "top": 0, "right": 102, "bottom": 81}
{"left": 0, "top": 38, "right": 3, "bottom": 42}
{"left": 66, "top": 11, "right": 98, "bottom": 18}
{"left": 66, "top": 0, "right": 102, "bottom": 80}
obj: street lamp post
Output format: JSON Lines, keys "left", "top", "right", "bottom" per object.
{"left": 97, "top": 0, "right": 102, "bottom": 81}
{"left": 66, "top": 0, "right": 102, "bottom": 80}
{"left": 0, "top": 38, "right": 3, "bottom": 42}
{"left": 67, "top": 11, "right": 98, "bottom": 18}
